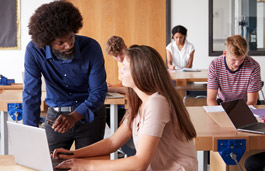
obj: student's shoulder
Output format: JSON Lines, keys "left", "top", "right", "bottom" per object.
{"left": 210, "top": 55, "right": 224, "bottom": 65}
{"left": 147, "top": 93, "right": 168, "bottom": 107}
{"left": 245, "top": 56, "right": 260, "bottom": 68}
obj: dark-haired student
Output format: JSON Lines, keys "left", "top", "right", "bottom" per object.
{"left": 53, "top": 45, "right": 198, "bottom": 170}
{"left": 166, "top": 25, "right": 195, "bottom": 70}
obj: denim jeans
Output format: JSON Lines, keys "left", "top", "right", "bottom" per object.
{"left": 44, "top": 105, "right": 106, "bottom": 152}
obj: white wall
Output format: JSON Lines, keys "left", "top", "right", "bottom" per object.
{"left": 0, "top": 0, "right": 53, "bottom": 83}
{"left": 171, "top": 0, "right": 265, "bottom": 99}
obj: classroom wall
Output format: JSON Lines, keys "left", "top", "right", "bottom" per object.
{"left": 0, "top": 0, "right": 53, "bottom": 83}
{"left": 170, "top": 0, "right": 265, "bottom": 99}
{"left": 0, "top": 0, "right": 264, "bottom": 98}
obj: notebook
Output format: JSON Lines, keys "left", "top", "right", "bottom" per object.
{"left": 7, "top": 121, "right": 68, "bottom": 171}
{"left": 221, "top": 99, "right": 265, "bottom": 134}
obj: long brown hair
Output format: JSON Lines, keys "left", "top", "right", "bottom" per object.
{"left": 125, "top": 45, "right": 196, "bottom": 141}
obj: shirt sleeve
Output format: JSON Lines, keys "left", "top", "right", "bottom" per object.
{"left": 141, "top": 95, "right": 170, "bottom": 137}
{"left": 189, "top": 43, "right": 195, "bottom": 53}
{"left": 248, "top": 63, "right": 262, "bottom": 93}
{"left": 207, "top": 60, "right": 219, "bottom": 90}
{"left": 74, "top": 42, "right": 107, "bottom": 122}
{"left": 22, "top": 42, "right": 42, "bottom": 127}
{"left": 166, "top": 43, "right": 172, "bottom": 53}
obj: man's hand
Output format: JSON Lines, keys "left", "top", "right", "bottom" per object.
{"left": 52, "top": 111, "right": 83, "bottom": 133}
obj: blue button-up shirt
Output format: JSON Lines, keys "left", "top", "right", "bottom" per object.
{"left": 23, "top": 35, "right": 107, "bottom": 127}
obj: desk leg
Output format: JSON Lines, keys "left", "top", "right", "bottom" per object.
{"left": 197, "top": 151, "right": 208, "bottom": 171}
{"left": 0, "top": 111, "right": 8, "bottom": 155}
{"left": 110, "top": 104, "right": 118, "bottom": 160}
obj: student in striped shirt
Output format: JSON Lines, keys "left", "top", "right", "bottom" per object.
{"left": 207, "top": 35, "right": 261, "bottom": 106}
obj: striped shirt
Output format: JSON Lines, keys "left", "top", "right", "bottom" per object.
{"left": 208, "top": 55, "right": 261, "bottom": 102}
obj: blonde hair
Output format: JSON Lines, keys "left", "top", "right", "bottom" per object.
{"left": 106, "top": 36, "right": 126, "bottom": 56}
{"left": 226, "top": 35, "right": 248, "bottom": 57}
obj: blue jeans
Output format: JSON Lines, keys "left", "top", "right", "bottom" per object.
{"left": 44, "top": 105, "right": 106, "bottom": 152}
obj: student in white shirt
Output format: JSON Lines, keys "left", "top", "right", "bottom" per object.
{"left": 166, "top": 25, "right": 195, "bottom": 70}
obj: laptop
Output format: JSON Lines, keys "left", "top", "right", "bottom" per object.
{"left": 7, "top": 121, "right": 67, "bottom": 171}
{"left": 221, "top": 99, "right": 265, "bottom": 134}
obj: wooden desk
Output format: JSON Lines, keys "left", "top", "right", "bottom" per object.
{"left": 169, "top": 69, "right": 208, "bottom": 102}
{"left": 0, "top": 83, "right": 23, "bottom": 93}
{"left": 169, "top": 69, "right": 208, "bottom": 86}
{"left": 187, "top": 106, "right": 265, "bottom": 171}
{"left": 0, "top": 155, "right": 109, "bottom": 170}
{"left": 0, "top": 90, "right": 125, "bottom": 160}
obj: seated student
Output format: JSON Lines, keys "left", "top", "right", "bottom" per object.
{"left": 53, "top": 45, "right": 198, "bottom": 170}
{"left": 207, "top": 35, "right": 261, "bottom": 106}
{"left": 105, "top": 36, "right": 127, "bottom": 126}
{"left": 166, "top": 25, "right": 195, "bottom": 70}
{"left": 106, "top": 36, "right": 127, "bottom": 95}
{"left": 106, "top": 36, "right": 135, "bottom": 156}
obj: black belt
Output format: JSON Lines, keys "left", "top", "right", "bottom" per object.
{"left": 52, "top": 106, "right": 76, "bottom": 112}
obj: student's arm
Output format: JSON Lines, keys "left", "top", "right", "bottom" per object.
{"left": 54, "top": 123, "right": 160, "bottom": 170}
{"left": 247, "top": 92, "right": 259, "bottom": 105}
{"left": 185, "top": 50, "right": 195, "bottom": 68}
{"left": 166, "top": 50, "right": 175, "bottom": 70}
{"left": 107, "top": 81, "right": 127, "bottom": 94}
{"left": 207, "top": 88, "right": 218, "bottom": 106}
{"left": 53, "top": 122, "right": 131, "bottom": 159}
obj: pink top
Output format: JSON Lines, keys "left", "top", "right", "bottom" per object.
{"left": 127, "top": 92, "right": 197, "bottom": 171}
{"left": 208, "top": 55, "right": 261, "bottom": 102}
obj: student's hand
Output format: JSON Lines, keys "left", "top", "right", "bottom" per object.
{"left": 52, "top": 148, "right": 76, "bottom": 159}
{"left": 55, "top": 158, "right": 90, "bottom": 171}
{"left": 52, "top": 111, "right": 83, "bottom": 133}
{"left": 107, "top": 82, "right": 113, "bottom": 87}
{"left": 168, "top": 65, "right": 175, "bottom": 70}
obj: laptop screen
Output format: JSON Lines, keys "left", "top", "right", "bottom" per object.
{"left": 221, "top": 99, "right": 257, "bottom": 128}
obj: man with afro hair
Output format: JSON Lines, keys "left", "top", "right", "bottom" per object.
{"left": 23, "top": 0, "right": 107, "bottom": 151}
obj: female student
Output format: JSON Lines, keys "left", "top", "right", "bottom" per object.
{"left": 53, "top": 45, "right": 198, "bottom": 170}
{"left": 166, "top": 25, "right": 195, "bottom": 70}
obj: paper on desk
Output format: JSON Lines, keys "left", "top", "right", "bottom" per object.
{"left": 203, "top": 105, "right": 256, "bottom": 112}
{"left": 251, "top": 108, "right": 265, "bottom": 118}
{"left": 106, "top": 92, "right": 124, "bottom": 99}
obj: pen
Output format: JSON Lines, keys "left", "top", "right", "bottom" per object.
{"left": 47, "top": 120, "right": 55, "bottom": 126}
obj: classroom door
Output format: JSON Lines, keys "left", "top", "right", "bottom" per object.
{"left": 68, "top": 0, "right": 166, "bottom": 84}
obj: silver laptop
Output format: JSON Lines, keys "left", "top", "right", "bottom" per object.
{"left": 7, "top": 121, "right": 67, "bottom": 171}
{"left": 221, "top": 99, "right": 265, "bottom": 134}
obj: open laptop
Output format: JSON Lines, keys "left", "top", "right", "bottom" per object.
{"left": 221, "top": 99, "right": 265, "bottom": 134}
{"left": 7, "top": 121, "right": 67, "bottom": 171}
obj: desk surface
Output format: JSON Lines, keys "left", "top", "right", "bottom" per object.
{"left": 169, "top": 69, "right": 208, "bottom": 86}
{"left": 0, "top": 83, "right": 23, "bottom": 89}
{"left": 188, "top": 106, "right": 265, "bottom": 152}
{"left": 0, "top": 90, "right": 126, "bottom": 112}
{"left": 0, "top": 155, "right": 109, "bottom": 170}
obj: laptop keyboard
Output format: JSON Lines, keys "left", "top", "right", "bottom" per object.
{"left": 52, "top": 158, "right": 70, "bottom": 171}
{"left": 244, "top": 123, "right": 265, "bottom": 131}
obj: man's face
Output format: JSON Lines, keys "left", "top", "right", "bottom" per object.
{"left": 51, "top": 32, "right": 75, "bottom": 60}
{"left": 224, "top": 50, "right": 245, "bottom": 71}
{"left": 113, "top": 49, "right": 126, "bottom": 62}
{"left": 173, "top": 33, "right": 185, "bottom": 45}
